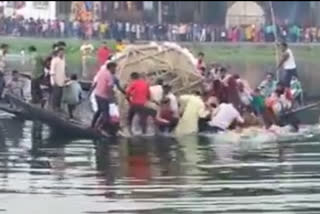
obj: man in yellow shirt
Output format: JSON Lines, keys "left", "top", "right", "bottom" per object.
{"left": 115, "top": 39, "right": 125, "bottom": 53}
{"left": 99, "top": 22, "right": 108, "bottom": 40}
{"left": 175, "top": 91, "right": 209, "bottom": 136}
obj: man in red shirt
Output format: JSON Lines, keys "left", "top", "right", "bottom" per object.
{"left": 126, "top": 72, "right": 154, "bottom": 133}
{"left": 96, "top": 42, "right": 111, "bottom": 68}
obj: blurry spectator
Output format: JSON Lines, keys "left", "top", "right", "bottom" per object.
{"left": 0, "top": 15, "right": 320, "bottom": 44}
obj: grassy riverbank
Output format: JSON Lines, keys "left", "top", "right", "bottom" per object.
{"left": 2, "top": 36, "right": 320, "bottom": 65}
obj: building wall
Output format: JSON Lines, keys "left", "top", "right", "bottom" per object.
{"left": 4, "top": 1, "right": 57, "bottom": 20}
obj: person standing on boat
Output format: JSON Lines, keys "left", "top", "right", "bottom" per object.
{"left": 6, "top": 70, "right": 25, "bottom": 100}
{"left": 62, "top": 74, "right": 82, "bottom": 119}
{"left": 50, "top": 48, "right": 67, "bottom": 111}
{"left": 0, "top": 44, "right": 8, "bottom": 73}
{"left": 90, "top": 62, "right": 117, "bottom": 129}
{"left": 277, "top": 42, "right": 298, "bottom": 88}
{"left": 0, "top": 44, "right": 8, "bottom": 99}
{"left": 29, "top": 46, "right": 44, "bottom": 105}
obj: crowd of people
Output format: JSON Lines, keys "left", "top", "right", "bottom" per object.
{"left": 88, "top": 42, "right": 303, "bottom": 136}
{"left": 0, "top": 38, "right": 304, "bottom": 137}
{"left": 1, "top": 15, "right": 320, "bottom": 43}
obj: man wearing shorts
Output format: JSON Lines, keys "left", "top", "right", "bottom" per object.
{"left": 277, "top": 42, "right": 298, "bottom": 88}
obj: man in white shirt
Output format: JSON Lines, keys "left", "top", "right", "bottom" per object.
{"left": 149, "top": 79, "right": 164, "bottom": 105}
{"left": 80, "top": 41, "right": 94, "bottom": 78}
{"left": 163, "top": 84, "right": 179, "bottom": 118}
{"left": 125, "top": 22, "right": 130, "bottom": 39}
{"left": 60, "top": 20, "right": 65, "bottom": 37}
{"left": 277, "top": 42, "right": 298, "bottom": 87}
{"left": 50, "top": 48, "right": 66, "bottom": 111}
{"left": 93, "top": 20, "right": 100, "bottom": 38}
{"left": 207, "top": 100, "right": 244, "bottom": 133}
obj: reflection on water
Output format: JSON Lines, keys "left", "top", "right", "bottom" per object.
{"left": 1, "top": 113, "right": 320, "bottom": 213}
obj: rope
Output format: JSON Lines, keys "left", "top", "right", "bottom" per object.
{"left": 269, "top": 1, "right": 280, "bottom": 82}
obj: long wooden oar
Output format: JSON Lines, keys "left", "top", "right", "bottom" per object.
{"left": 282, "top": 102, "right": 320, "bottom": 117}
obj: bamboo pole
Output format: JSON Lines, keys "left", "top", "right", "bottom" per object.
{"left": 269, "top": 1, "right": 280, "bottom": 82}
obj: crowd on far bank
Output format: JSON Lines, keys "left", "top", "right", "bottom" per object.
{"left": 1, "top": 15, "right": 320, "bottom": 43}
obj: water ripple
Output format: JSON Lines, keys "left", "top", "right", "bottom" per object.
{"left": 1, "top": 119, "right": 320, "bottom": 213}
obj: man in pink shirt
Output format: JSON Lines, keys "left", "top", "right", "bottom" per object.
{"left": 90, "top": 62, "right": 116, "bottom": 129}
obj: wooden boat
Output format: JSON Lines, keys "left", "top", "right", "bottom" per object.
{"left": 4, "top": 94, "right": 104, "bottom": 139}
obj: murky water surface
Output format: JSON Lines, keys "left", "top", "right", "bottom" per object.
{"left": 2, "top": 53, "right": 320, "bottom": 213}
{"left": 1, "top": 111, "right": 320, "bottom": 214}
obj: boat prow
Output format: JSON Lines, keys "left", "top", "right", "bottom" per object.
{"left": 4, "top": 94, "right": 105, "bottom": 139}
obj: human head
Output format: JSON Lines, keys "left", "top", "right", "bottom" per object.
{"left": 161, "top": 97, "right": 170, "bottom": 105}
{"left": 238, "top": 81, "right": 244, "bottom": 92}
{"left": 1, "top": 44, "right": 9, "bottom": 54}
{"left": 193, "top": 90, "right": 201, "bottom": 96}
{"left": 199, "top": 66, "right": 206, "bottom": 74}
{"left": 28, "top": 46, "right": 37, "bottom": 53}
{"left": 275, "top": 82, "right": 285, "bottom": 96}
{"left": 130, "top": 72, "right": 140, "bottom": 80}
{"left": 233, "top": 74, "right": 240, "bottom": 80}
{"left": 117, "top": 39, "right": 122, "bottom": 44}
{"left": 102, "top": 41, "right": 107, "bottom": 47}
{"left": 52, "top": 43, "right": 58, "bottom": 51}
{"left": 71, "top": 74, "right": 78, "bottom": 81}
{"left": 266, "top": 72, "right": 274, "bottom": 81}
{"left": 254, "top": 88, "right": 261, "bottom": 95}
{"left": 220, "top": 67, "right": 227, "bottom": 78}
{"left": 12, "top": 70, "right": 19, "bottom": 79}
{"left": 107, "top": 62, "right": 117, "bottom": 74}
{"left": 163, "top": 84, "right": 172, "bottom": 95}
{"left": 56, "top": 48, "right": 64, "bottom": 58}
{"left": 57, "top": 41, "right": 66, "bottom": 49}
{"left": 156, "top": 78, "right": 163, "bottom": 86}
{"left": 291, "top": 75, "right": 298, "bottom": 82}
{"left": 280, "top": 42, "right": 288, "bottom": 52}
{"left": 198, "top": 52, "right": 204, "bottom": 59}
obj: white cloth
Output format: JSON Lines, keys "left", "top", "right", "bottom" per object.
{"left": 50, "top": 57, "right": 66, "bottom": 87}
{"left": 109, "top": 103, "right": 119, "bottom": 118}
{"left": 239, "top": 91, "right": 253, "bottom": 106}
{"left": 93, "top": 22, "right": 99, "bottom": 31}
{"left": 90, "top": 72, "right": 99, "bottom": 112}
{"left": 80, "top": 44, "right": 94, "bottom": 56}
{"left": 60, "top": 21, "right": 65, "bottom": 33}
{"left": 150, "top": 85, "right": 163, "bottom": 103}
{"left": 283, "top": 48, "right": 296, "bottom": 70}
{"left": 90, "top": 92, "right": 98, "bottom": 113}
{"left": 166, "top": 93, "right": 179, "bottom": 118}
{"left": 209, "top": 103, "right": 244, "bottom": 130}
{"left": 0, "top": 50, "right": 6, "bottom": 72}
{"left": 125, "top": 22, "right": 130, "bottom": 32}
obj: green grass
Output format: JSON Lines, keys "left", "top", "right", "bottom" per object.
{"left": 2, "top": 37, "right": 116, "bottom": 65}
{"left": 188, "top": 43, "right": 320, "bottom": 64}
{"left": 2, "top": 36, "right": 320, "bottom": 66}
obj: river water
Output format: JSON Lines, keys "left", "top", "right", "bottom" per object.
{"left": 1, "top": 110, "right": 320, "bottom": 213}
{"left": 3, "top": 50, "right": 320, "bottom": 213}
